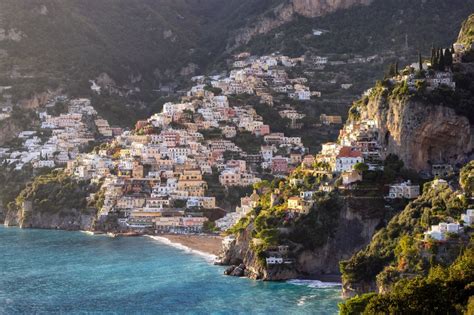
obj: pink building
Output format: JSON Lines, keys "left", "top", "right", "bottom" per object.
{"left": 272, "top": 156, "right": 288, "bottom": 174}
{"left": 254, "top": 124, "right": 270, "bottom": 137}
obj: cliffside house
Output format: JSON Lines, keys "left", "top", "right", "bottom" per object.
{"left": 342, "top": 169, "right": 363, "bottom": 186}
{"left": 461, "top": 209, "right": 474, "bottom": 226}
{"left": 287, "top": 196, "right": 311, "bottom": 214}
{"left": 432, "top": 164, "right": 454, "bottom": 178}
{"left": 387, "top": 181, "right": 420, "bottom": 199}
{"left": 424, "top": 222, "right": 461, "bottom": 241}
{"left": 335, "top": 147, "right": 363, "bottom": 172}
{"left": 266, "top": 257, "right": 284, "bottom": 265}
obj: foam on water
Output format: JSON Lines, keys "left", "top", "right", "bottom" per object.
{"left": 287, "top": 279, "right": 342, "bottom": 288}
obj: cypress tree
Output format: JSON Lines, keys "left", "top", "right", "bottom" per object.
{"left": 444, "top": 47, "right": 453, "bottom": 69}
{"left": 418, "top": 53, "right": 423, "bottom": 71}
{"left": 388, "top": 63, "right": 396, "bottom": 77}
{"left": 431, "top": 47, "right": 436, "bottom": 67}
{"left": 438, "top": 48, "right": 445, "bottom": 71}
{"left": 432, "top": 47, "right": 439, "bottom": 70}
{"left": 395, "top": 61, "right": 399, "bottom": 74}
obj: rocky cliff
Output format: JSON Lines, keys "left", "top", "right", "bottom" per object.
{"left": 3, "top": 171, "right": 99, "bottom": 231}
{"left": 4, "top": 201, "right": 95, "bottom": 231}
{"left": 0, "top": 90, "right": 61, "bottom": 146}
{"left": 220, "top": 196, "right": 388, "bottom": 280}
{"left": 0, "top": 118, "right": 26, "bottom": 146}
{"left": 230, "top": 0, "right": 372, "bottom": 48}
{"left": 360, "top": 94, "right": 473, "bottom": 172}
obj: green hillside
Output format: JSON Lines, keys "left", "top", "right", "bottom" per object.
{"left": 458, "top": 13, "right": 474, "bottom": 47}
{"left": 243, "top": 0, "right": 474, "bottom": 57}
{"left": 1, "top": 0, "right": 472, "bottom": 129}
{"left": 339, "top": 162, "right": 474, "bottom": 313}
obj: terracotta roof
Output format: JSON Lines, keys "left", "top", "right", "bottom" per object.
{"left": 337, "top": 146, "right": 362, "bottom": 158}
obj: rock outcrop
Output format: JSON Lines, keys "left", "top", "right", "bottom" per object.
{"left": 292, "top": 0, "right": 372, "bottom": 17}
{"left": 220, "top": 196, "right": 387, "bottom": 280}
{"left": 5, "top": 201, "right": 95, "bottom": 231}
{"left": 230, "top": 0, "right": 372, "bottom": 48}
{"left": 0, "top": 89, "right": 62, "bottom": 146}
{"left": 0, "top": 28, "right": 25, "bottom": 42}
{"left": 0, "top": 118, "right": 26, "bottom": 146}
{"left": 360, "top": 95, "right": 473, "bottom": 172}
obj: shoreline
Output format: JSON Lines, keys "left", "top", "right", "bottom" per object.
{"left": 145, "top": 234, "right": 223, "bottom": 260}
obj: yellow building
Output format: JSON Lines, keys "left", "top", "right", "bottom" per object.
{"left": 287, "top": 196, "right": 311, "bottom": 214}
{"left": 177, "top": 169, "right": 207, "bottom": 197}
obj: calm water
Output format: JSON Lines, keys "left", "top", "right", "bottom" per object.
{"left": 0, "top": 227, "right": 341, "bottom": 314}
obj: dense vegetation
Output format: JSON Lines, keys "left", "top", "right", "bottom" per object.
{"left": 0, "top": 165, "right": 49, "bottom": 212}
{"left": 458, "top": 13, "right": 474, "bottom": 48}
{"left": 13, "top": 170, "right": 97, "bottom": 216}
{"left": 340, "top": 161, "right": 474, "bottom": 314}
{"left": 244, "top": 0, "right": 474, "bottom": 57}
{"left": 228, "top": 170, "right": 343, "bottom": 266}
{"left": 340, "top": 247, "right": 474, "bottom": 314}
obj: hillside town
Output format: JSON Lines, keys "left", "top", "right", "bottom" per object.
{"left": 22, "top": 53, "right": 322, "bottom": 233}
{"left": 0, "top": 98, "right": 115, "bottom": 171}
{"left": 0, "top": 44, "right": 471, "bottom": 237}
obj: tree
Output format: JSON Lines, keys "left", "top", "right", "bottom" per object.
{"left": 354, "top": 162, "right": 369, "bottom": 173}
{"left": 418, "top": 53, "right": 423, "bottom": 71}
{"left": 444, "top": 47, "right": 453, "bottom": 69}
{"left": 387, "top": 63, "right": 397, "bottom": 77}
{"left": 395, "top": 61, "right": 399, "bottom": 74}
{"left": 438, "top": 48, "right": 445, "bottom": 71}
{"left": 431, "top": 47, "right": 439, "bottom": 70}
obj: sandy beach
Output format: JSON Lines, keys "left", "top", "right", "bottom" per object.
{"left": 159, "top": 234, "right": 223, "bottom": 256}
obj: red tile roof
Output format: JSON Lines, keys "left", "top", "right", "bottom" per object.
{"left": 337, "top": 146, "right": 362, "bottom": 158}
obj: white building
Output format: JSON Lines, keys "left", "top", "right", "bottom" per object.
{"left": 461, "top": 209, "right": 474, "bottom": 226}
{"left": 266, "top": 257, "right": 284, "bottom": 265}
{"left": 424, "top": 222, "right": 460, "bottom": 241}
{"left": 335, "top": 147, "right": 363, "bottom": 172}
{"left": 387, "top": 181, "right": 420, "bottom": 199}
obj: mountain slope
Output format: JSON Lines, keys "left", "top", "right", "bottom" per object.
{"left": 241, "top": 0, "right": 474, "bottom": 56}
{"left": 0, "top": 0, "right": 207, "bottom": 90}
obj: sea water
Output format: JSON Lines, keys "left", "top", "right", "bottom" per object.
{"left": 0, "top": 227, "right": 341, "bottom": 314}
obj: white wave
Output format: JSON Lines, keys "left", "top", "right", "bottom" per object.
{"left": 287, "top": 279, "right": 341, "bottom": 289}
{"left": 297, "top": 295, "right": 317, "bottom": 306}
{"left": 145, "top": 235, "right": 216, "bottom": 262}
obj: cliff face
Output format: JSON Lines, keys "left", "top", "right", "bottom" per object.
{"left": 0, "top": 90, "right": 61, "bottom": 146}
{"left": 231, "top": 0, "right": 372, "bottom": 47}
{"left": 221, "top": 196, "right": 387, "bottom": 280}
{"left": 4, "top": 201, "right": 95, "bottom": 231}
{"left": 292, "top": 0, "right": 372, "bottom": 17}
{"left": 360, "top": 95, "right": 473, "bottom": 172}
{"left": 0, "top": 118, "right": 25, "bottom": 146}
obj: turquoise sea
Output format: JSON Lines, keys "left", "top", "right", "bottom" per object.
{"left": 0, "top": 226, "right": 341, "bottom": 314}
